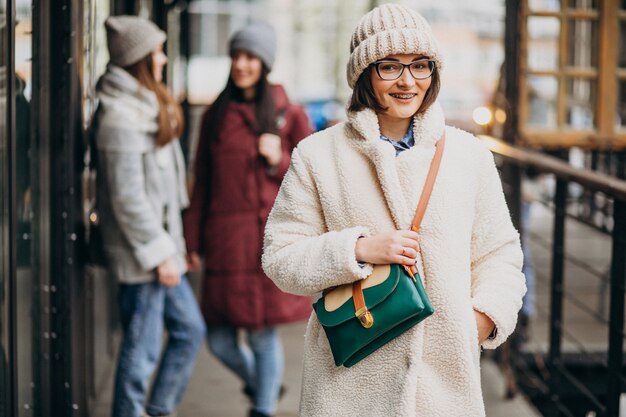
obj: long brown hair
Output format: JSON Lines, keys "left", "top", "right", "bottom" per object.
{"left": 125, "top": 53, "right": 184, "bottom": 146}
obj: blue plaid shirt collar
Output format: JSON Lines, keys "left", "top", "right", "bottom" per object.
{"left": 379, "top": 126, "right": 414, "bottom": 157}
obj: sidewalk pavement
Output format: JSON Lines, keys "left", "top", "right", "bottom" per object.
{"left": 183, "top": 322, "right": 542, "bottom": 416}
{"left": 94, "top": 320, "right": 541, "bottom": 417}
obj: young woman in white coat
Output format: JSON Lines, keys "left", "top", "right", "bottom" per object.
{"left": 262, "top": 4, "right": 526, "bottom": 417}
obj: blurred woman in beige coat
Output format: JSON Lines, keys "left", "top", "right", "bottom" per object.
{"left": 262, "top": 4, "right": 526, "bottom": 417}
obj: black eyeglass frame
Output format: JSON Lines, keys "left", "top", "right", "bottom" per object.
{"left": 373, "top": 59, "right": 436, "bottom": 81}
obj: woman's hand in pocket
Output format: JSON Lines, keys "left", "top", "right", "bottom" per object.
{"left": 473, "top": 309, "right": 495, "bottom": 343}
{"left": 157, "top": 257, "right": 180, "bottom": 287}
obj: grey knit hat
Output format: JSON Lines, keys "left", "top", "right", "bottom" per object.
{"left": 347, "top": 3, "right": 444, "bottom": 88}
{"left": 105, "top": 15, "right": 166, "bottom": 67}
{"left": 229, "top": 22, "right": 277, "bottom": 70}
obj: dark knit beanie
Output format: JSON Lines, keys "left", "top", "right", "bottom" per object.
{"left": 229, "top": 22, "right": 277, "bottom": 70}
{"left": 105, "top": 15, "right": 166, "bottom": 67}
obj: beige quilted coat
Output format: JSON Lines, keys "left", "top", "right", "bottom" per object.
{"left": 262, "top": 103, "right": 526, "bottom": 417}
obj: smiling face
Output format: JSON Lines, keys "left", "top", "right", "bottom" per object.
{"left": 151, "top": 43, "right": 167, "bottom": 83}
{"left": 370, "top": 53, "right": 433, "bottom": 124}
{"left": 231, "top": 50, "right": 263, "bottom": 98}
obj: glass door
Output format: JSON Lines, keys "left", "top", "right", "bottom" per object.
{"left": 0, "top": 0, "right": 12, "bottom": 415}
{"left": 14, "top": 0, "right": 35, "bottom": 414}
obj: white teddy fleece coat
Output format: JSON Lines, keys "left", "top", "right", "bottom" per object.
{"left": 262, "top": 102, "right": 526, "bottom": 417}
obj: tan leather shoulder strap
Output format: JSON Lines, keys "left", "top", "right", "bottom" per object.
{"left": 410, "top": 132, "right": 446, "bottom": 233}
{"left": 349, "top": 131, "right": 446, "bottom": 320}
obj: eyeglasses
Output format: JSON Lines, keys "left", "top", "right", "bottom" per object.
{"left": 373, "top": 59, "right": 436, "bottom": 81}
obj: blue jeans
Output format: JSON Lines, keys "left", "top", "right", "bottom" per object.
{"left": 207, "top": 326, "right": 284, "bottom": 415}
{"left": 112, "top": 276, "right": 206, "bottom": 417}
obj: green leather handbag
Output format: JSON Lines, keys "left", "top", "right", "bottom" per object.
{"left": 313, "top": 134, "right": 445, "bottom": 368}
{"left": 314, "top": 264, "right": 434, "bottom": 367}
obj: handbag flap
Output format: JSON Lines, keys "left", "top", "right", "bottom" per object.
{"left": 314, "top": 264, "right": 401, "bottom": 327}
{"left": 324, "top": 264, "right": 391, "bottom": 311}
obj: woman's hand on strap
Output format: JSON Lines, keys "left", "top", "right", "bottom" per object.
{"left": 354, "top": 230, "right": 420, "bottom": 266}
{"left": 258, "top": 133, "right": 283, "bottom": 167}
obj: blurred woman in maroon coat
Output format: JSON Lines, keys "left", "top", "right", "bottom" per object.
{"left": 184, "top": 22, "right": 312, "bottom": 417}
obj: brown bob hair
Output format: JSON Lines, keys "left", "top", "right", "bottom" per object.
{"left": 125, "top": 53, "right": 184, "bottom": 147}
{"left": 348, "top": 63, "right": 441, "bottom": 115}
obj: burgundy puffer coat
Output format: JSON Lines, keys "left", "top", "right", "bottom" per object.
{"left": 184, "top": 85, "right": 313, "bottom": 328}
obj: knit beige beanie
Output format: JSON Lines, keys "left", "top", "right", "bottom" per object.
{"left": 347, "top": 3, "right": 444, "bottom": 89}
{"left": 105, "top": 15, "right": 166, "bottom": 67}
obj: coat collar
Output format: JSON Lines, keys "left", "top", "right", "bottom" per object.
{"left": 96, "top": 65, "right": 159, "bottom": 134}
{"left": 345, "top": 102, "right": 446, "bottom": 229}
{"left": 346, "top": 101, "right": 445, "bottom": 151}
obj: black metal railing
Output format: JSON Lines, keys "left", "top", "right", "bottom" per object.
{"left": 572, "top": 150, "right": 623, "bottom": 234}
{"left": 481, "top": 136, "right": 626, "bottom": 417}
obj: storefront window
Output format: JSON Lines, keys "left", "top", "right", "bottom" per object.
{"left": 520, "top": 0, "right": 612, "bottom": 147}
{"left": 82, "top": 0, "right": 115, "bottom": 406}
{"left": 14, "top": 0, "right": 34, "bottom": 415}
{"left": 567, "top": 18, "right": 598, "bottom": 68}
{"left": 528, "top": 0, "right": 560, "bottom": 12}
{"left": 569, "top": 0, "right": 597, "bottom": 10}
{"left": 0, "top": 0, "right": 9, "bottom": 412}
{"left": 527, "top": 76, "right": 558, "bottom": 129}
{"left": 527, "top": 17, "right": 560, "bottom": 71}
{"left": 82, "top": 0, "right": 108, "bottom": 128}
{"left": 566, "top": 78, "right": 595, "bottom": 129}
{"left": 167, "top": 6, "right": 185, "bottom": 101}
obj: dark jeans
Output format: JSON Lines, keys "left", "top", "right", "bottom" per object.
{"left": 112, "top": 276, "right": 206, "bottom": 417}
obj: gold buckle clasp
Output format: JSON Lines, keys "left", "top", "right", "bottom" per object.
{"left": 355, "top": 307, "right": 374, "bottom": 328}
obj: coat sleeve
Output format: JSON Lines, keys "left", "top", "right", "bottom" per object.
{"left": 262, "top": 148, "right": 373, "bottom": 296}
{"left": 269, "top": 105, "right": 313, "bottom": 181}
{"left": 100, "top": 146, "right": 176, "bottom": 271}
{"left": 469, "top": 147, "right": 526, "bottom": 349}
{"left": 183, "top": 109, "right": 212, "bottom": 255}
